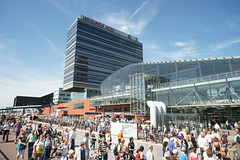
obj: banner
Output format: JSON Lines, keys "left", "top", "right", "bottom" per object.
{"left": 122, "top": 123, "right": 137, "bottom": 139}
{"left": 111, "top": 122, "right": 137, "bottom": 139}
{"left": 111, "top": 122, "right": 122, "bottom": 136}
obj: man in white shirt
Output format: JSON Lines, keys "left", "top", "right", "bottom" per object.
{"left": 74, "top": 141, "right": 86, "bottom": 160}
{"left": 214, "top": 123, "right": 220, "bottom": 131}
{"left": 69, "top": 127, "right": 76, "bottom": 150}
{"left": 198, "top": 133, "right": 208, "bottom": 160}
{"left": 191, "top": 128, "right": 198, "bottom": 138}
{"left": 146, "top": 145, "right": 154, "bottom": 160}
{"left": 2, "top": 121, "right": 10, "bottom": 142}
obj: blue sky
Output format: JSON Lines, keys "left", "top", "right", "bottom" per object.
{"left": 0, "top": 0, "right": 240, "bottom": 107}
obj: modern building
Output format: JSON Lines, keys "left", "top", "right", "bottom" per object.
{"left": 63, "top": 15, "right": 143, "bottom": 92}
{"left": 70, "top": 88, "right": 101, "bottom": 102}
{"left": 90, "top": 56, "right": 240, "bottom": 123}
{"left": 13, "top": 94, "right": 53, "bottom": 107}
{"left": 53, "top": 88, "right": 71, "bottom": 105}
{"left": 49, "top": 99, "right": 99, "bottom": 118}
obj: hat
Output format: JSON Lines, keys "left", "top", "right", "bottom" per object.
{"left": 80, "top": 141, "right": 85, "bottom": 145}
{"left": 173, "top": 149, "right": 178, "bottom": 154}
{"left": 68, "top": 149, "right": 74, "bottom": 154}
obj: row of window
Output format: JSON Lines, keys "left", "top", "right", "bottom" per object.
{"left": 75, "top": 37, "right": 141, "bottom": 62}
{"left": 78, "top": 20, "right": 142, "bottom": 48}
{"left": 76, "top": 29, "right": 142, "bottom": 56}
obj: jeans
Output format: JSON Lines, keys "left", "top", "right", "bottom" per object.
{"left": 2, "top": 130, "right": 9, "bottom": 142}
{"left": 99, "top": 154, "right": 108, "bottom": 160}
{"left": 86, "top": 149, "right": 89, "bottom": 160}
{"left": 70, "top": 139, "right": 75, "bottom": 150}
{"left": 28, "top": 142, "right": 34, "bottom": 159}
{"left": 200, "top": 147, "right": 204, "bottom": 160}
{"left": 129, "top": 153, "right": 135, "bottom": 160}
{"left": 42, "top": 146, "right": 51, "bottom": 160}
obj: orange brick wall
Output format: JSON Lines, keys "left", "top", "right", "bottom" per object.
{"left": 51, "top": 99, "right": 102, "bottom": 118}
{"left": 42, "top": 107, "right": 51, "bottom": 114}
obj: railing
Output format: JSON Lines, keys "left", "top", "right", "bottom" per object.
{"left": 155, "top": 70, "right": 240, "bottom": 89}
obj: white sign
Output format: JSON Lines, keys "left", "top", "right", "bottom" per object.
{"left": 111, "top": 122, "right": 138, "bottom": 139}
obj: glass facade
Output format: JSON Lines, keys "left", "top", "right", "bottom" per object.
{"left": 63, "top": 15, "right": 143, "bottom": 91}
{"left": 90, "top": 57, "right": 240, "bottom": 120}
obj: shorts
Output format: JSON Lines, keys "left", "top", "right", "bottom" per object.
{"left": 15, "top": 131, "right": 20, "bottom": 136}
{"left": 17, "top": 149, "right": 25, "bottom": 157}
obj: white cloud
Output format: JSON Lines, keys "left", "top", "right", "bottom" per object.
{"left": 170, "top": 41, "right": 195, "bottom": 47}
{"left": 129, "top": 0, "right": 151, "bottom": 20}
{"left": 210, "top": 38, "right": 240, "bottom": 51}
{"left": 225, "top": 15, "right": 240, "bottom": 28}
{"left": 144, "top": 40, "right": 207, "bottom": 61}
{"left": 0, "top": 39, "right": 16, "bottom": 50}
{"left": 102, "top": 9, "right": 156, "bottom": 36}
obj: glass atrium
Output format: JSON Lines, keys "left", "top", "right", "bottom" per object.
{"left": 90, "top": 57, "right": 240, "bottom": 121}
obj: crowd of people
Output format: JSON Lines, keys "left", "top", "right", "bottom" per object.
{"left": 161, "top": 126, "right": 240, "bottom": 160}
{"left": 0, "top": 113, "right": 155, "bottom": 160}
{"left": 0, "top": 113, "right": 240, "bottom": 160}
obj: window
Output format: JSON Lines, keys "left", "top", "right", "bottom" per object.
{"left": 73, "top": 103, "right": 84, "bottom": 109}
{"left": 113, "top": 107, "right": 122, "bottom": 112}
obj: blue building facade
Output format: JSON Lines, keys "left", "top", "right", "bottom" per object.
{"left": 63, "top": 15, "right": 143, "bottom": 92}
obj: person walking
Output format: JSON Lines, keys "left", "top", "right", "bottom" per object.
{"left": 42, "top": 133, "right": 53, "bottom": 160}
{"left": 189, "top": 147, "right": 199, "bottom": 160}
{"left": 128, "top": 137, "right": 135, "bottom": 160}
{"left": 36, "top": 124, "right": 43, "bottom": 139}
{"left": 2, "top": 121, "right": 10, "bottom": 142}
{"left": 146, "top": 145, "right": 154, "bottom": 160}
{"left": 69, "top": 126, "right": 76, "bottom": 150}
{"left": 27, "top": 129, "right": 37, "bottom": 160}
{"left": 16, "top": 132, "right": 27, "bottom": 160}
{"left": 135, "top": 146, "right": 145, "bottom": 160}
{"left": 33, "top": 135, "right": 45, "bottom": 160}
{"left": 168, "top": 138, "right": 175, "bottom": 155}
{"left": 74, "top": 141, "right": 86, "bottom": 160}
{"left": 15, "top": 120, "right": 22, "bottom": 143}
{"left": 118, "top": 130, "right": 123, "bottom": 144}
{"left": 83, "top": 132, "right": 90, "bottom": 159}
{"left": 117, "top": 145, "right": 130, "bottom": 160}
{"left": 58, "top": 138, "right": 70, "bottom": 160}
{"left": 198, "top": 133, "right": 208, "bottom": 160}
{"left": 97, "top": 137, "right": 109, "bottom": 160}
{"left": 179, "top": 147, "right": 188, "bottom": 160}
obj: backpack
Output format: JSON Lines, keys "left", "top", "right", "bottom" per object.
{"left": 135, "top": 153, "right": 145, "bottom": 160}
{"left": 113, "top": 144, "right": 119, "bottom": 156}
{"left": 237, "top": 135, "right": 240, "bottom": 143}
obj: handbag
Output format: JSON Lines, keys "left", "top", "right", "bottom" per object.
{"left": 56, "top": 149, "right": 62, "bottom": 157}
{"left": 35, "top": 139, "right": 44, "bottom": 154}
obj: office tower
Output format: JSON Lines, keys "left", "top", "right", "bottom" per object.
{"left": 63, "top": 15, "right": 143, "bottom": 92}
